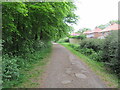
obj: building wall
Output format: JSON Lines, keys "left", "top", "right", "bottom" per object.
{"left": 69, "top": 38, "right": 81, "bottom": 44}
{"left": 94, "top": 32, "right": 102, "bottom": 38}
{"left": 86, "top": 33, "right": 94, "bottom": 38}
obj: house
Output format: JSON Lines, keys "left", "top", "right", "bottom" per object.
{"left": 98, "top": 23, "right": 120, "bottom": 39}
{"left": 83, "top": 30, "right": 94, "bottom": 38}
{"left": 69, "top": 33, "right": 81, "bottom": 44}
{"left": 83, "top": 27, "right": 102, "bottom": 38}
{"left": 70, "top": 33, "right": 80, "bottom": 36}
{"left": 83, "top": 23, "right": 120, "bottom": 39}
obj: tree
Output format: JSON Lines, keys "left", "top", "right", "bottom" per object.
{"left": 2, "top": 2, "right": 77, "bottom": 55}
{"left": 97, "top": 20, "right": 120, "bottom": 30}
{"left": 109, "top": 20, "right": 120, "bottom": 24}
{"left": 77, "top": 28, "right": 91, "bottom": 33}
{"left": 2, "top": 2, "right": 78, "bottom": 86}
{"left": 97, "top": 24, "right": 110, "bottom": 29}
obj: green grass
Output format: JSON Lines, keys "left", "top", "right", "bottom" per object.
{"left": 61, "top": 43, "right": 118, "bottom": 88}
{"left": 3, "top": 47, "right": 52, "bottom": 88}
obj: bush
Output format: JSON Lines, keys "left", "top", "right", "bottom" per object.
{"left": 68, "top": 31, "right": 119, "bottom": 77}
{"left": 69, "top": 34, "right": 86, "bottom": 40}
{"left": 80, "top": 38, "right": 104, "bottom": 51}
{"left": 2, "top": 55, "right": 19, "bottom": 81}
{"left": 79, "top": 48, "right": 95, "bottom": 56}
{"left": 102, "top": 31, "right": 119, "bottom": 75}
{"left": 57, "top": 38, "right": 69, "bottom": 43}
{"left": 68, "top": 44, "right": 80, "bottom": 51}
{"left": 79, "top": 31, "right": 119, "bottom": 76}
{"left": 89, "top": 50, "right": 103, "bottom": 61}
{"left": 2, "top": 40, "right": 52, "bottom": 88}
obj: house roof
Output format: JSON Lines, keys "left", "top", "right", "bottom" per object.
{"left": 83, "top": 28, "right": 102, "bottom": 34}
{"left": 93, "top": 27, "right": 102, "bottom": 33}
{"left": 83, "top": 30, "right": 93, "bottom": 34}
{"left": 101, "top": 23, "right": 120, "bottom": 32}
{"left": 84, "top": 23, "right": 120, "bottom": 34}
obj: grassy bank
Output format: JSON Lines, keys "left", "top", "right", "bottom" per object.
{"left": 3, "top": 47, "right": 52, "bottom": 88}
{"left": 61, "top": 43, "right": 118, "bottom": 88}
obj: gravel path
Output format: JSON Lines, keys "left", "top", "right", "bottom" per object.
{"left": 41, "top": 43, "right": 106, "bottom": 88}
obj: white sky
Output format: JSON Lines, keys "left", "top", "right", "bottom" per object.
{"left": 73, "top": 0, "right": 119, "bottom": 31}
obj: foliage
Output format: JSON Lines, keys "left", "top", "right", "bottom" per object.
{"left": 2, "top": 41, "right": 51, "bottom": 88}
{"left": 97, "top": 24, "right": 110, "bottom": 29}
{"left": 69, "top": 34, "right": 86, "bottom": 40}
{"left": 109, "top": 20, "right": 120, "bottom": 24}
{"left": 68, "top": 31, "right": 119, "bottom": 77}
{"left": 2, "top": 2, "right": 77, "bottom": 87}
{"left": 102, "top": 31, "right": 119, "bottom": 76}
{"left": 2, "top": 55, "right": 19, "bottom": 81}
{"left": 68, "top": 44, "right": 102, "bottom": 61}
{"left": 2, "top": 2, "right": 77, "bottom": 55}
{"left": 80, "top": 38, "right": 104, "bottom": 51}
{"left": 77, "top": 28, "right": 91, "bottom": 33}
{"left": 57, "top": 38, "right": 69, "bottom": 43}
{"left": 68, "top": 44, "right": 79, "bottom": 51}
{"left": 89, "top": 50, "right": 103, "bottom": 61}
{"left": 97, "top": 20, "right": 120, "bottom": 29}
{"left": 61, "top": 43, "right": 119, "bottom": 88}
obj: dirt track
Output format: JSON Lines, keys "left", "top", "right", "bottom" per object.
{"left": 41, "top": 43, "right": 106, "bottom": 88}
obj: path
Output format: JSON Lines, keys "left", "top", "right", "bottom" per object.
{"left": 41, "top": 43, "right": 106, "bottom": 88}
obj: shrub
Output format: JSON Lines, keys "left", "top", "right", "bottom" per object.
{"left": 69, "top": 34, "right": 86, "bottom": 40}
{"left": 2, "top": 40, "right": 52, "bottom": 87}
{"left": 79, "top": 48, "right": 95, "bottom": 56}
{"left": 80, "top": 38, "right": 104, "bottom": 51}
{"left": 89, "top": 50, "right": 103, "bottom": 61}
{"left": 69, "top": 31, "right": 119, "bottom": 77}
{"left": 2, "top": 55, "right": 19, "bottom": 81}
{"left": 57, "top": 38, "right": 69, "bottom": 43}
{"left": 68, "top": 44, "right": 80, "bottom": 51}
{"left": 102, "top": 31, "right": 119, "bottom": 75}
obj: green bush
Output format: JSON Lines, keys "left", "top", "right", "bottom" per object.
{"left": 2, "top": 55, "right": 19, "bottom": 81}
{"left": 80, "top": 38, "right": 104, "bottom": 51}
{"left": 79, "top": 48, "right": 94, "bottom": 56}
{"left": 68, "top": 44, "right": 80, "bottom": 51}
{"left": 102, "top": 31, "right": 119, "bottom": 75}
{"left": 57, "top": 38, "right": 69, "bottom": 43}
{"left": 69, "top": 31, "right": 119, "bottom": 76}
{"left": 89, "top": 50, "right": 103, "bottom": 61}
{"left": 69, "top": 34, "right": 86, "bottom": 40}
{"left": 2, "top": 41, "right": 52, "bottom": 88}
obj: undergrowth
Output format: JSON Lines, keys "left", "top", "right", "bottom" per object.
{"left": 2, "top": 41, "right": 52, "bottom": 88}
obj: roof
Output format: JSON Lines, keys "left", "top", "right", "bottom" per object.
{"left": 101, "top": 23, "right": 120, "bottom": 32}
{"left": 83, "top": 28, "right": 102, "bottom": 34}
{"left": 84, "top": 23, "right": 120, "bottom": 34}
{"left": 83, "top": 30, "right": 93, "bottom": 34}
{"left": 93, "top": 27, "right": 102, "bottom": 33}
{"left": 70, "top": 33, "right": 80, "bottom": 36}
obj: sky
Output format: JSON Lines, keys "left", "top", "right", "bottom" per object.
{"left": 72, "top": 0, "right": 119, "bottom": 31}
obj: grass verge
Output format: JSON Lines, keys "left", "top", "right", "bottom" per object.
{"left": 60, "top": 43, "right": 118, "bottom": 88}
